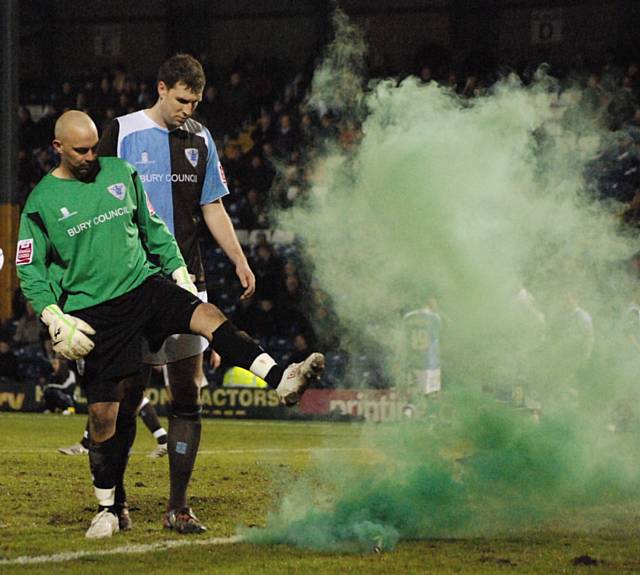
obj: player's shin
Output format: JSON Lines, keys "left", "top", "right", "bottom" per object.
{"left": 210, "top": 321, "right": 284, "bottom": 388}
{"left": 113, "top": 411, "right": 137, "bottom": 516}
{"left": 88, "top": 433, "right": 119, "bottom": 512}
{"left": 168, "top": 403, "right": 202, "bottom": 510}
{"left": 140, "top": 397, "right": 168, "bottom": 444}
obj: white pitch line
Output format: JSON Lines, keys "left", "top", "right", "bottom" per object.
{"left": 0, "top": 446, "right": 368, "bottom": 455}
{"left": 198, "top": 447, "right": 366, "bottom": 454}
{"left": 0, "top": 535, "right": 243, "bottom": 566}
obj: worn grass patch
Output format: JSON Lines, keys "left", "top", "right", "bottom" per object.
{"left": 1, "top": 413, "right": 639, "bottom": 574}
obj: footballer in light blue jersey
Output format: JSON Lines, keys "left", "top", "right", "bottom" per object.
{"left": 403, "top": 304, "right": 442, "bottom": 395}
{"left": 98, "top": 110, "right": 229, "bottom": 291}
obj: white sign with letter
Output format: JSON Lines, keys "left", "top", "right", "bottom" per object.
{"left": 531, "top": 9, "right": 562, "bottom": 45}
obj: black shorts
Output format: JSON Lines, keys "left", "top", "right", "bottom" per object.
{"left": 73, "top": 274, "right": 202, "bottom": 404}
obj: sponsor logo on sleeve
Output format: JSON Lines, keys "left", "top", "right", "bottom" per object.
{"left": 16, "top": 239, "right": 34, "bottom": 266}
{"left": 218, "top": 161, "right": 228, "bottom": 186}
{"left": 107, "top": 183, "right": 126, "bottom": 200}
{"left": 185, "top": 148, "right": 199, "bottom": 168}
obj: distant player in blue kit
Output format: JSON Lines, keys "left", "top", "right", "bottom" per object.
{"left": 402, "top": 299, "right": 442, "bottom": 416}
{"left": 59, "top": 54, "right": 255, "bottom": 533}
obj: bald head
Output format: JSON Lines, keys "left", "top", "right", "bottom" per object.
{"left": 52, "top": 110, "right": 100, "bottom": 182}
{"left": 54, "top": 110, "right": 98, "bottom": 142}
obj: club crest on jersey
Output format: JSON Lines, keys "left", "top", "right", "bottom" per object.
{"left": 185, "top": 148, "right": 199, "bottom": 168}
{"left": 16, "top": 239, "right": 34, "bottom": 266}
{"left": 107, "top": 183, "right": 126, "bottom": 201}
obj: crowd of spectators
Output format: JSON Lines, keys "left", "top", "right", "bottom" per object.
{"left": 8, "top": 49, "right": 640, "bottom": 396}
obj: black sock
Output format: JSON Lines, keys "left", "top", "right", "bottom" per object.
{"left": 264, "top": 365, "right": 285, "bottom": 389}
{"left": 114, "top": 412, "right": 137, "bottom": 508}
{"left": 139, "top": 401, "right": 167, "bottom": 444}
{"left": 211, "top": 321, "right": 283, "bottom": 388}
{"left": 89, "top": 433, "right": 119, "bottom": 508}
{"left": 81, "top": 422, "right": 90, "bottom": 449}
{"left": 211, "top": 321, "right": 264, "bottom": 367}
{"left": 168, "top": 403, "right": 202, "bottom": 510}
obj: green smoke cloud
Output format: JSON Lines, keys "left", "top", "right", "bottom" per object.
{"left": 243, "top": 11, "right": 640, "bottom": 552}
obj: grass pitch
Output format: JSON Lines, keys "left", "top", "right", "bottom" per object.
{"left": 0, "top": 412, "right": 639, "bottom": 574}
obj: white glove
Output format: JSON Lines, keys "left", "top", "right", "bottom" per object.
{"left": 41, "top": 304, "right": 96, "bottom": 360}
{"left": 172, "top": 266, "right": 198, "bottom": 295}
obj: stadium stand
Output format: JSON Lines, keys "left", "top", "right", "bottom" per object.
{"left": 8, "top": 50, "right": 640, "bottom": 398}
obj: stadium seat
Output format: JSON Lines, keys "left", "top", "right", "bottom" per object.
{"left": 322, "top": 351, "right": 348, "bottom": 388}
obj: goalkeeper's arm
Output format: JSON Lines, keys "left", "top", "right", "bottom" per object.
{"left": 171, "top": 266, "right": 198, "bottom": 295}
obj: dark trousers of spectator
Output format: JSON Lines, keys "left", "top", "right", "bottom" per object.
{"left": 43, "top": 387, "right": 74, "bottom": 412}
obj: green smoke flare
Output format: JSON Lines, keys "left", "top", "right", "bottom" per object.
{"left": 243, "top": 12, "right": 640, "bottom": 553}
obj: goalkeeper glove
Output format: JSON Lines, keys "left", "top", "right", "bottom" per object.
{"left": 41, "top": 304, "right": 96, "bottom": 360}
{"left": 171, "top": 266, "right": 198, "bottom": 295}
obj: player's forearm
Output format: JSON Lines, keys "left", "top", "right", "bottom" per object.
{"left": 145, "top": 231, "right": 187, "bottom": 275}
{"left": 203, "top": 203, "right": 248, "bottom": 267}
{"left": 16, "top": 219, "right": 58, "bottom": 315}
{"left": 16, "top": 265, "right": 57, "bottom": 316}
{"left": 139, "top": 222, "right": 186, "bottom": 274}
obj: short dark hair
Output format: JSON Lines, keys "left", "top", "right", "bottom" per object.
{"left": 157, "top": 53, "right": 206, "bottom": 93}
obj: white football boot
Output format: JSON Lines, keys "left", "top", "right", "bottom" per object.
{"left": 85, "top": 509, "right": 120, "bottom": 539}
{"left": 276, "top": 352, "right": 325, "bottom": 406}
{"left": 58, "top": 443, "right": 88, "bottom": 455}
{"left": 148, "top": 443, "right": 168, "bottom": 459}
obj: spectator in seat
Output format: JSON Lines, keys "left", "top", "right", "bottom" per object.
{"left": 238, "top": 189, "right": 269, "bottom": 230}
{"left": 18, "top": 106, "right": 38, "bottom": 151}
{"left": 277, "top": 275, "right": 304, "bottom": 317}
{"left": 12, "top": 287, "right": 27, "bottom": 322}
{"left": 251, "top": 111, "right": 276, "bottom": 151}
{"left": 251, "top": 242, "right": 283, "bottom": 301}
{"left": 274, "top": 113, "right": 298, "bottom": 157}
{"left": 243, "top": 154, "right": 275, "bottom": 196}
{"left": 0, "top": 339, "right": 19, "bottom": 381}
{"left": 289, "top": 333, "right": 311, "bottom": 365}
{"left": 34, "top": 104, "right": 58, "bottom": 150}
{"left": 42, "top": 355, "right": 77, "bottom": 414}
{"left": 197, "top": 85, "right": 226, "bottom": 140}
{"left": 224, "top": 70, "right": 252, "bottom": 135}
{"left": 252, "top": 299, "right": 278, "bottom": 339}
{"left": 13, "top": 302, "right": 42, "bottom": 347}
{"left": 52, "top": 81, "right": 76, "bottom": 113}
{"left": 419, "top": 65, "right": 433, "bottom": 84}
{"left": 137, "top": 81, "right": 154, "bottom": 109}
{"left": 17, "top": 147, "right": 42, "bottom": 206}
{"left": 220, "top": 144, "right": 244, "bottom": 190}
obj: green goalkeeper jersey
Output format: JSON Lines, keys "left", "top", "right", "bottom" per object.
{"left": 16, "top": 156, "right": 186, "bottom": 315}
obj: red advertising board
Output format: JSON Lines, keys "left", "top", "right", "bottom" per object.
{"left": 300, "top": 389, "right": 407, "bottom": 422}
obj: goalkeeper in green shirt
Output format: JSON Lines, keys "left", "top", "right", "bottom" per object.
{"left": 16, "top": 110, "right": 324, "bottom": 540}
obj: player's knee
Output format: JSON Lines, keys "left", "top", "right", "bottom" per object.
{"left": 190, "top": 303, "right": 226, "bottom": 340}
{"left": 169, "top": 377, "right": 200, "bottom": 405}
{"left": 88, "top": 410, "right": 116, "bottom": 442}
{"left": 118, "top": 386, "right": 144, "bottom": 417}
{"left": 170, "top": 402, "right": 202, "bottom": 421}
